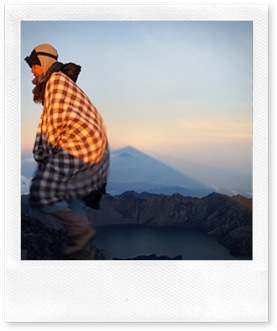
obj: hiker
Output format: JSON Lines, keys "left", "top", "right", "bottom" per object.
{"left": 25, "top": 43, "right": 110, "bottom": 259}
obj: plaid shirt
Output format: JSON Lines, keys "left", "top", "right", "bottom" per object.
{"left": 30, "top": 72, "right": 110, "bottom": 208}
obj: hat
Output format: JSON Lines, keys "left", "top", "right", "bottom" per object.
{"left": 25, "top": 43, "right": 58, "bottom": 73}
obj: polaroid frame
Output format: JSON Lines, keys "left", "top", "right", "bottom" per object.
{"left": 4, "top": 4, "right": 268, "bottom": 322}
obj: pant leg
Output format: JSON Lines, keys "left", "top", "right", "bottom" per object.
{"left": 53, "top": 208, "right": 96, "bottom": 260}
{"left": 67, "top": 198, "right": 86, "bottom": 217}
{"left": 40, "top": 199, "right": 95, "bottom": 259}
{"left": 52, "top": 205, "right": 92, "bottom": 238}
{"left": 40, "top": 198, "right": 91, "bottom": 238}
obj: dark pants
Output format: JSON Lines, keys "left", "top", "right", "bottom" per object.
{"left": 42, "top": 198, "right": 95, "bottom": 260}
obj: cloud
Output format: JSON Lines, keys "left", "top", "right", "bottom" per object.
{"left": 22, "top": 157, "right": 35, "bottom": 163}
{"left": 211, "top": 184, "right": 219, "bottom": 192}
{"left": 227, "top": 186, "right": 238, "bottom": 195}
{"left": 21, "top": 176, "right": 31, "bottom": 195}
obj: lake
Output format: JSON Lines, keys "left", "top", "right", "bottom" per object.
{"left": 93, "top": 224, "right": 251, "bottom": 260}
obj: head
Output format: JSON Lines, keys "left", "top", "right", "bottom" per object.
{"left": 25, "top": 44, "right": 58, "bottom": 104}
{"left": 25, "top": 43, "right": 58, "bottom": 76}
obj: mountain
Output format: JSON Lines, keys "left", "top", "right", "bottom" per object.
{"left": 21, "top": 191, "right": 252, "bottom": 258}
{"left": 87, "top": 191, "right": 252, "bottom": 257}
{"left": 21, "top": 146, "right": 213, "bottom": 197}
{"left": 108, "top": 146, "right": 213, "bottom": 197}
{"left": 21, "top": 145, "right": 251, "bottom": 197}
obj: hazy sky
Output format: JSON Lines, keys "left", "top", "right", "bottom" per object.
{"left": 21, "top": 21, "right": 252, "bottom": 190}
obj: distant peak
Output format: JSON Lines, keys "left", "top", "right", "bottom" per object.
{"left": 117, "top": 145, "right": 139, "bottom": 153}
{"left": 112, "top": 145, "right": 145, "bottom": 157}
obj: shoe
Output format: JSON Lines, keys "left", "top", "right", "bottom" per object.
{"left": 63, "top": 228, "right": 96, "bottom": 256}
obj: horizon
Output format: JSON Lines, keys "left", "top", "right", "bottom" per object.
{"left": 21, "top": 21, "right": 253, "bottom": 195}
{"left": 22, "top": 144, "right": 252, "bottom": 198}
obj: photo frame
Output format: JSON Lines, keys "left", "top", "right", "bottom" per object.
{"left": 4, "top": 4, "right": 268, "bottom": 322}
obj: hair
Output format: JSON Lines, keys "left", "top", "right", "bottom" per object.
{"left": 31, "top": 62, "right": 81, "bottom": 105}
{"left": 32, "top": 74, "right": 46, "bottom": 104}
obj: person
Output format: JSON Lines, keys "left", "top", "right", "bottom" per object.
{"left": 24, "top": 43, "right": 110, "bottom": 260}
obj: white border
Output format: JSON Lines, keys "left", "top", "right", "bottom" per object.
{"left": 4, "top": 5, "right": 268, "bottom": 322}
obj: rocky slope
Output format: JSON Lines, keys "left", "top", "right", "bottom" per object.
{"left": 21, "top": 191, "right": 252, "bottom": 259}
{"left": 87, "top": 191, "right": 252, "bottom": 257}
{"left": 21, "top": 209, "right": 105, "bottom": 260}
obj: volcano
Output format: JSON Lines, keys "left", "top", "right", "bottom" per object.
{"left": 107, "top": 146, "right": 213, "bottom": 197}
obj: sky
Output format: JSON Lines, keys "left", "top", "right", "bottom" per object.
{"left": 21, "top": 21, "right": 253, "bottom": 193}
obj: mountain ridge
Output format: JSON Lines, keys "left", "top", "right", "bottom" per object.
{"left": 21, "top": 190, "right": 252, "bottom": 259}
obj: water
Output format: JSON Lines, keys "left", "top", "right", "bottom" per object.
{"left": 94, "top": 225, "right": 251, "bottom": 260}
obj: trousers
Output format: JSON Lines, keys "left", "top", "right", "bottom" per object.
{"left": 41, "top": 198, "right": 95, "bottom": 260}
